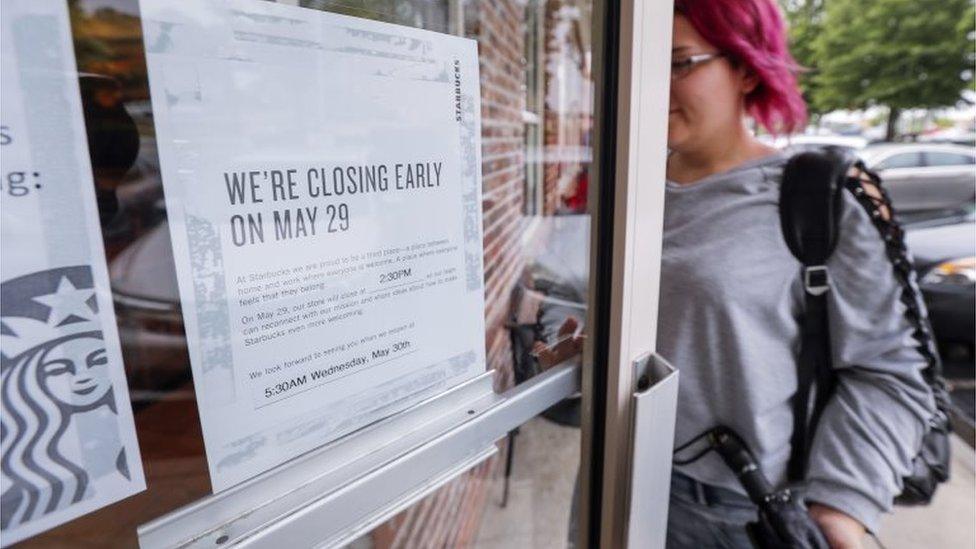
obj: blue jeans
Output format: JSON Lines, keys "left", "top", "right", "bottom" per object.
{"left": 666, "top": 471, "right": 758, "bottom": 549}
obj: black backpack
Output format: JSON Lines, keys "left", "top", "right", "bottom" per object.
{"left": 779, "top": 148, "right": 952, "bottom": 506}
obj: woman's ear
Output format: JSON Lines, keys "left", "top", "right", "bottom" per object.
{"left": 741, "top": 68, "right": 760, "bottom": 95}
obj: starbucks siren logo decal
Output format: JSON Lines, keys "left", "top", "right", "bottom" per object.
{"left": 0, "top": 266, "right": 131, "bottom": 530}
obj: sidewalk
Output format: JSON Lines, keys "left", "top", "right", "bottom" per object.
{"left": 474, "top": 416, "right": 579, "bottom": 548}
{"left": 877, "top": 436, "right": 975, "bottom": 548}
{"left": 474, "top": 417, "right": 976, "bottom": 548}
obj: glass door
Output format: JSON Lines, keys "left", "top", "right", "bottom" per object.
{"left": 0, "top": 0, "right": 673, "bottom": 547}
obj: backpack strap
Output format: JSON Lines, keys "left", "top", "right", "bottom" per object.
{"left": 840, "top": 162, "right": 944, "bottom": 380}
{"left": 779, "top": 149, "right": 849, "bottom": 482}
{"left": 839, "top": 159, "right": 953, "bottom": 504}
{"left": 781, "top": 150, "right": 951, "bottom": 501}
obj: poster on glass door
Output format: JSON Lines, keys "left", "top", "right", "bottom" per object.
{"left": 140, "top": 0, "right": 486, "bottom": 491}
{"left": 0, "top": 1, "right": 147, "bottom": 545}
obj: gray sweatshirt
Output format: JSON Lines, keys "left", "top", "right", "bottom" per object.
{"left": 658, "top": 152, "right": 936, "bottom": 531}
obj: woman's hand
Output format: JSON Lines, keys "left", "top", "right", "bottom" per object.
{"left": 808, "top": 503, "right": 866, "bottom": 549}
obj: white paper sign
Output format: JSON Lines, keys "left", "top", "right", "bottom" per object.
{"left": 0, "top": 1, "right": 147, "bottom": 545}
{"left": 141, "top": 0, "right": 486, "bottom": 491}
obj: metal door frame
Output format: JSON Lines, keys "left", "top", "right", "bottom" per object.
{"left": 586, "top": 0, "right": 675, "bottom": 547}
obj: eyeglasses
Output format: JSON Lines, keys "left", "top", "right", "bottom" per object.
{"left": 671, "top": 53, "right": 724, "bottom": 80}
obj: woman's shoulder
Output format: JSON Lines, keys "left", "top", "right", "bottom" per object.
{"left": 665, "top": 151, "right": 789, "bottom": 194}
{"left": 736, "top": 149, "right": 790, "bottom": 186}
{"left": 744, "top": 152, "right": 790, "bottom": 196}
{"left": 777, "top": 153, "right": 892, "bottom": 246}
{"left": 841, "top": 173, "right": 912, "bottom": 271}
{"left": 758, "top": 152, "right": 790, "bottom": 183}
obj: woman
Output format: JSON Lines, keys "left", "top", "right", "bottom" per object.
{"left": 660, "top": 1, "right": 935, "bottom": 548}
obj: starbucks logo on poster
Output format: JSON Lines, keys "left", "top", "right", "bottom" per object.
{"left": 0, "top": 266, "right": 131, "bottom": 531}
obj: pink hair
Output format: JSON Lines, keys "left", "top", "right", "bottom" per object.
{"left": 675, "top": 0, "right": 807, "bottom": 135}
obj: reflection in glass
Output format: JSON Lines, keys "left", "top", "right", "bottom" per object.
{"left": 11, "top": 0, "right": 594, "bottom": 546}
{"left": 369, "top": 1, "right": 594, "bottom": 547}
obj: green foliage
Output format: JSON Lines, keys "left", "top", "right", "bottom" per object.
{"left": 781, "top": 0, "right": 827, "bottom": 117}
{"left": 809, "top": 0, "right": 972, "bottom": 112}
{"left": 961, "top": 2, "right": 976, "bottom": 92}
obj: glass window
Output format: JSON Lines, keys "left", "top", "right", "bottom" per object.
{"left": 925, "top": 151, "right": 976, "bottom": 166}
{"left": 4, "top": 0, "right": 595, "bottom": 547}
{"left": 540, "top": 2, "right": 593, "bottom": 216}
{"left": 368, "top": 2, "right": 595, "bottom": 543}
{"left": 522, "top": 0, "right": 544, "bottom": 215}
{"left": 524, "top": 0, "right": 544, "bottom": 116}
{"left": 300, "top": 0, "right": 450, "bottom": 32}
{"left": 876, "top": 152, "right": 924, "bottom": 170}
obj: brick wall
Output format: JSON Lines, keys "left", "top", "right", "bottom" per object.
{"left": 370, "top": 1, "right": 592, "bottom": 546}
{"left": 479, "top": 0, "right": 529, "bottom": 398}
{"left": 543, "top": 1, "right": 593, "bottom": 215}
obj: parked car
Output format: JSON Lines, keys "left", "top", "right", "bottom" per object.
{"left": 904, "top": 205, "right": 976, "bottom": 365}
{"left": 767, "top": 134, "right": 868, "bottom": 156}
{"left": 108, "top": 221, "right": 190, "bottom": 404}
{"left": 860, "top": 143, "right": 976, "bottom": 213}
{"left": 905, "top": 205, "right": 976, "bottom": 441}
{"left": 919, "top": 128, "right": 976, "bottom": 148}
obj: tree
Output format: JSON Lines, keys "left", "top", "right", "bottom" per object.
{"left": 780, "top": 0, "right": 827, "bottom": 121}
{"left": 810, "top": 0, "right": 973, "bottom": 141}
{"left": 960, "top": 2, "right": 976, "bottom": 93}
